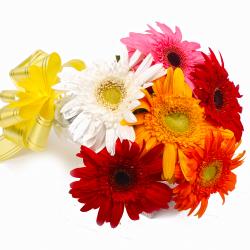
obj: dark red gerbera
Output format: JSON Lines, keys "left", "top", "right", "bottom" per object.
{"left": 70, "top": 140, "right": 172, "bottom": 228}
{"left": 192, "top": 48, "right": 243, "bottom": 141}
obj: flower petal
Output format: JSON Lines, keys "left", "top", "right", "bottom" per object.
{"left": 117, "top": 124, "right": 135, "bottom": 142}
{"left": 123, "top": 111, "right": 137, "bottom": 123}
{"left": 162, "top": 143, "right": 177, "bottom": 180}
{"left": 105, "top": 128, "right": 118, "bottom": 155}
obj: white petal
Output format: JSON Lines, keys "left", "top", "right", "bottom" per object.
{"left": 118, "top": 49, "right": 129, "bottom": 69}
{"left": 137, "top": 63, "right": 166, "bottom": 83}
{"left": 89, "top": 120, "right": 105, "bottom": 143}
{"left": 83, "top": 135, "right": 98, "bottom": 148}
{"left": 72, "top": 117, "right": 91, "bottom": 142}
{"left": 129, "top": 50, "right": 142, "bottom": 68}
{"left": 91, "top": 125, "right": 106, "bottom": 152}
{"left": 63, "top": 106, "right": 81, "bottom": 120}
{"left": 142, "top": 82, "right": 153, "bottom": 89}
{"left": 69, "top": 112, "right": 88, "bottom": 132}
{"left": 58, "top": 67, "right": 80, "bottom": 80}
{"left": 151, "top": 64, "right": 166, "bottom": 79}
{"left": 83, "top": 118, "right": 106, "bottom": 152}
{"left": 134, "top": 90, "right": 145, "bottom": 99}
{"left": 81, "top": 120, "right": 99, "bottom": 142}
{"left": 128, "top": 100, "right": 141, "bottom": 110}
{"left": 105, "top": 128, "right": 118, "bottom": 155}
{"left": 135, "top": 53, "right": 153, "bottom": 75}
{"left": 123, "top": 111, "right": 137, "bottom": 123}
{"left": 61, "top": 98, "right": 79, "bottom": 115}
{"left": 94, "top": 139, "right": 106, "bottom": 153}
{"left": 117, "top": 125, "right": 135, "bottom": 142}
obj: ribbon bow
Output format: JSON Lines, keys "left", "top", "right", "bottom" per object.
{"left": 0, "top": 50, "right": 85, "bottom": 161}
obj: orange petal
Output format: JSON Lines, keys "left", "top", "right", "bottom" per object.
{"left": 173, "top": 68, "right": 185, "bottom": 96}
{"left": 219, "top": 192, "right": 225, "bottom": 205}
{"left": 188, "top": 202, "right": 199, "bottom": 216}
{"left": 152, "top": 78, "right": 163, "bottom": 96}
{"left": 165, "top": 67, "right": 174, "bottom": 94}
{"left": 127, "top": 113, "right": 145, "bottom": 126}
{"left": 196, "top": 198, "right": 208, "bottom": 218}
{"left": 219, "top": 128, "right": 234, "bottom": 140}
{"left": 145, "top": 137, "right": 157, "bottom": 151}
{"left": 183, "top": 82, "right": 192, "bottom": 97}
{"left": 162, "top": 143, "right": 177, "bottom": 180}
{"left": 178, "top": 149, "right": 192, "bottom": 181}
{"left": 231, "top": 150, "right": 245, "bottom": 170}
{"left": 141, "top": 89, "right": 153, "bottom": 106}
{"left": 135, "top": 99, "right": 151, "bottom": 111}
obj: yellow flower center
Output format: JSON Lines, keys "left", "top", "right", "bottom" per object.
{"left": 102, "top": 86, "right": 122, "bottom": 105}
{"left": 143, "top": 96, "right": 206, "bottom": 146}
{"left": 164, "top": 112, "right": 190, "bottom": 133}
{"left": 96, "top": 79, "right": 126, "bottom": 110}
{"left": 200, "top": 160, "right": 222, "bottom": 186}
{"left": 203, "top": 165, "right": 217, "bottom": 182}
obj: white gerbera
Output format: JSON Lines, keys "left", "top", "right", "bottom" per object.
{"left": 57, "top": 50, "right": 165, "bottom": 155}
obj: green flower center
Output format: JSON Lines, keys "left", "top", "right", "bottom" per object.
{"left": 164, "top": 112, "right": 190, "bottom": 133}
{"left": 102, "top": 86, "right": 122, "bottom": 105}
{"left": 201, "top": 160, "right": 222, "bottom": 185}
{"left": 203, "top": 165, "right": 217, "bottom": 182}
{"left": 96, "top": 79, "right": 126, "bottom": 110}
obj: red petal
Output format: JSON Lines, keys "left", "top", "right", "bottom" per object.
{"left": 81, "top": 146, "right": 110, "bottom": 169}
{"left": 141, "top": 182, "right": 172, "bottom": 213}
{"left": 96, "top": 198, "right": 112, "bottom": 226}
{"left": 126, "top": 203, "right": 140, "bottom": 221}
{"left": 139, "top": 143, "right": 164, "bottom": 166}
{"left": 110, "top": 202, "right": 124, "bottom": 228}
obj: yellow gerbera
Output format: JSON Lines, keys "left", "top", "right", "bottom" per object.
{"left": 134, "top": 67, "right": 232, "bottom": 181}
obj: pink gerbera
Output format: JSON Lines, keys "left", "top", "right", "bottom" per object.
{"left": 121, "top": 22, "right": 203, "bottom": 88}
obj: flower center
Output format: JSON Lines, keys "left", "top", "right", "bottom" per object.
{"left": 200, "top": 160, "right": 222, "bottom": 186}
{"left": 167, "top": 52, "right": 181, "bottom": 67}
{"left": 96, "top": 79, "right": 126, "bottom": 110}
{"left": 144, "top": 96, "right": 205, "bottom": 146}
{"left": 111, "top": 168, "right": 135, "bottom": 191}
{"left": 214, "top": 88, "right": 223, "bottom": 109}
{"left": 164, "top": 112, "right": 190, "bottom": 133}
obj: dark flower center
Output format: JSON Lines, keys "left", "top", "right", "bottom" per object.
{"left": 111, "top": 168, "right": 135, "bottom": 190}
{"left": 167, "top": 52, "right": 181, "bottom": 67}
{"left": 214, "top": 88, "right": 224, "bottom": 109}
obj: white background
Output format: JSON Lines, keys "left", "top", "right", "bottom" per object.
{"left": 0, "top": 0, "right": 249, "bottom": 249}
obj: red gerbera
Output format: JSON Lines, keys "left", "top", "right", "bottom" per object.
{"left": 192, "top": 49, "right": 243, "bottom": 141}
{"left": 70, "top": 140, "right": 172, "bottom": 228}
{"left": 173, "top": 132, "right": 245, "bottom": 218}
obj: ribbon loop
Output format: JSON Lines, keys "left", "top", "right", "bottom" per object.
{"left": 27, "top": 115, "right": 53, "bottom": 151}
{"left": 0, "top": 90, "right": 18, "bottom": 103}
{"left": 10, "top": 50, "right": 49, "bottom": 83}
{"left": 0, "top": 50, "right": 85, "bottom": 161}
{"left": 0, "top": 107, "right": 24, "bottom": 128}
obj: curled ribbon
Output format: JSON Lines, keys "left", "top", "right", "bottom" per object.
{"left": 0, "top": 50, "right": 85, "bottom": 161}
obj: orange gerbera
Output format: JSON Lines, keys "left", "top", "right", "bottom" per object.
{"left": 134, "top": 67, "right": 232, "bottom": 181}
{"left": 173, "top": 132, "right": 245, "bottom": 218}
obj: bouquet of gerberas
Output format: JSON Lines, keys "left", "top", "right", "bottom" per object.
{"left": 0, "top": 22, "right": 245, "bottom": 228}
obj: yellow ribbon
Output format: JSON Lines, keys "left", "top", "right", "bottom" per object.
{"left": 0, "top": 50, "right": 85, "bottom": 161}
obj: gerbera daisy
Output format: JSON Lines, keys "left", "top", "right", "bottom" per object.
{"left": 173, "top": 132, "right": 245, "bottom": 218}
{"left": 70, "top": 140, "right": 172, "bottom": 228}
{"left": 121, "top": 22, "right": 203, "bottom": 88}
{"left": 192, "top": 49, "right": 243, "bottom": 141}
{"left": 57, "top": 51, "right": 165, "bottom": 155}
{"left": 133, "top": 67, "right": 233, "bottom": 181}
